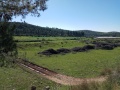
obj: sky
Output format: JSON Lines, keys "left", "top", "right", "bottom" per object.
{"left": 13, "top": 0, "right": 120, "bottom": 32}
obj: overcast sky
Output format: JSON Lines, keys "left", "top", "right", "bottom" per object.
{"left": 13, "top": 0, "right": 120, "bottom": 32}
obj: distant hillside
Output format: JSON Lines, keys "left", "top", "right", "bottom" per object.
{"left": 12, "top": 22, "right": 120, "bottom": 37}
{"left": 79, "top": 30, "right": 120, "bottom": 37}
{"left": 13, "top": 22, "right": 84, "bottom": 37}
{"left": 79, "top": 30, "right": 104, "bottom": 37}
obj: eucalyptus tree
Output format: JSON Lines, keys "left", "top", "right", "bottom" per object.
{"left": 0, "top": 0, "right": 48, "bottom": 66}
{"left": 0, "top": 0, "right": 48, "bottom": 21}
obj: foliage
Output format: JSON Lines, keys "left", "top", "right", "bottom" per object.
{"left": 0, "top": 22, "right": 17, "bottom": 53}
{"left": 0, "top": 0, "right": 48, "bottom": 66}
{"left": 0, "top": 0, "right": 48, "bottom": 21}
{"left": 0, "top": 22, "right": 17, "bottom": 66}
{"left": 12, "top": 22, "right": 120, "bottom": 37}
{"left": 12, "top": 22, "right": 85, "bottom": 37}
{"left": 80, "top": 30, "right": 120, "bottom": 37}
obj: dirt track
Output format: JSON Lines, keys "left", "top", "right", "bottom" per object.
{"left": 19, "top": 60, "right": 107, "bottom": 85}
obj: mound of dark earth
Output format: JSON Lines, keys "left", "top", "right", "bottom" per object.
{"left": 94, "top": 42, "right": 115, "bottom": 50}
{"left": 39, "top": 49, "right": 58, "bottom": 55}
{"left": 39, "top": 42, "right": 120, "bottom": 55}
{"left": 56, "top": 48, "right": 71, "bottom": 53}
{"left": 101, "top": 45, "right": 114, "bottom": 50}
{"left": 82, "top": 45, "right": 95, "bottom": 50}
{"left": 112, "top": 43, "right": 120, "bottom": 47}
{"left": 39, "top": 48, "right": 71, "bottom": 55}
{"left": 71, "top": 47, "right": 83, "bottom": 52}
{"left": 39, "top": 45, "right": 96, "bottom": 55}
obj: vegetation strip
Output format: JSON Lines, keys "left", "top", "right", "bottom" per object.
{"left": 18, "top": 59, "right": 107, "bottom": 85}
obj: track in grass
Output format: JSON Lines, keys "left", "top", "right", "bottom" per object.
{"left": 18, "top": 59, "right": 107, "bottom": 85}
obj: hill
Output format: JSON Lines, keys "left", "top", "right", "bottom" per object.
{"left": 13, "top": 22, "right": 84, "bottom": 37}
{"left": 12, "top": 22, "right": 120, "bottom": 37}
{"left": 79, "top": 30, "right": 120, "bottom": 37}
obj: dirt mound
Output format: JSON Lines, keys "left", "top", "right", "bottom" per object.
{"left": 71, "top": 47, "right": 83, "bottom": 52}
{"left": 114, "top": 43, "right": 120, "bottom": 47}
{"left": 40, "top": 49, "right": 58, "bottom": 55}
{"left": 39, "top": 45, "right": 96, "bottom": 55}
{"left": 39, "top": 42, "right": 119, "bottom": 56}
{"left": 40, "top": 48, "right": 71, "bottom": 55}
{"left": 101, "top": 45, "right": 114, "bottom": 50}
{"left": 71, "top": 45, "right": 95, "bottom": 52}
{"left": 94, "top": 42, "right": 114, "bottom": 50}
{"left": 56, "top": 48, "right": 71, "bottom": 53}
{"left": 82, "top": 45, "right": 95, "bottom": 50}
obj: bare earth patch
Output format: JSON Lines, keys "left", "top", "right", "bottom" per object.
{"left": 19, "top": 60, "right": 107, "bottom": 85}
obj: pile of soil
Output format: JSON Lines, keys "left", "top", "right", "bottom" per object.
{"left": 39, "top": 45, "right": 95, "bottom": 56}
{"left": 82, "top": 45, "right": 95, "bottom": 50}
{"left": 93, "top": 42, "right": 118, "bottom": 50}
{"left": 39, "top": 49, "right": 58, "bottom": 55}
{"left": 56, "top": 48, "right": 71, "bottom": 53}
{"left": 39, "top": 42, "right": 120, "bottom": 56}
{"left": 71, "top": 47, "right": 83, "bottom": 52}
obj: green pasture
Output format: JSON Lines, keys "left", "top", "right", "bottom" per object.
{"left": 1, "top": 36, "right": 120, "bottom": 89}
{"left": 0, "top": 66, "right": 66, "bottom": 90}
{"left": 19, "top": 47, "right": 120, "bottom": 78}
{"left": 16, "top": 36, "right": 120, "bottom": 78}
{"left": 14, "top": 36, "right": 87, "bottom": 41}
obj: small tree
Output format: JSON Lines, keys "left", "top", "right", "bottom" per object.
{"left": 0, "top": 0, "right": 48, "bottom": 66}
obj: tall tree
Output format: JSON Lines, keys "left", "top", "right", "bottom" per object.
{"left": 0, "top": 0, "right": 48, "bottom": 21}
{"left": 0, "top": 0, "right": 48, "bottom": 66}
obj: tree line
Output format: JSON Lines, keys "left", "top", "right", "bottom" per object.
{"left": 13, "top": 22, "right": 120, "bottom": 37}
{"left": 79, "top": 30, "right": 120, "bottom": 37}
{"left": 13, "top": 22, "right": 84, "bottom": 37}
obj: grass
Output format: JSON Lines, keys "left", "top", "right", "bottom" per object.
{"left": 70, "top": 66, "right": 120, "bottom": 90}
{"left": 14, "top": 36, "right": 85, "bottom": 41}
{"left": 0, "top": 65, "right": 71, "bottom": 90}
{"left": 16, "top": 36, "right": 120, "bottom": 78}
{"left": 1, "top": 36, "right": 120, "bottom": 90}
{"left": 22, "top": 47, "right": 120, "bottom": 78}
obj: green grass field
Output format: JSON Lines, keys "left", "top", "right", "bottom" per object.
{"left": 1, "top": 36, "right": 120, "bottom": 90}
{"left": 16, "top": 36, "right": 120, "bottom": 78}
{"left": 14, "top": 36, "right": 86, "bottom": 41}
{"left": 0, "top": 66, "right": 71, "bottom": 90}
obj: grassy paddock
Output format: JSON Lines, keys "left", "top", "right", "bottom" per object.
{"left": 21, "top": 47, "right": 120, "bottom": 78}
{"left": 0, "top": 66, "right": 70, "bottom": 90}
{"left": 16, "top": 36, "right": 120, "bottom": 78}
{"left": 1, "top": 36, "right": 120, "bottom": 89}
{"left": 14, "top": 36, "right": 85, "bottom": 41}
